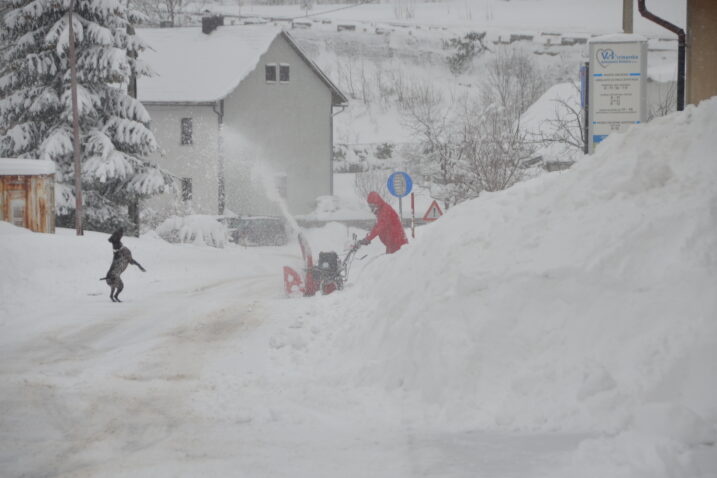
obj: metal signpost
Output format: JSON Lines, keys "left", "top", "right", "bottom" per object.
{"left": 386, "top": 171, "right": 412, "bottom": 220}
{"left": 580, "top": 62, "right": 589, "bottom": 154}
{"left": 588, "top": 35, "right": 647, "bottom": 154}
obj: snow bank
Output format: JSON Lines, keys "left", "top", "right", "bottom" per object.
{"left": 328, "top": 98, "right": 717, "bottom": 463}
{"left": 155, "top": 214, "right": 228, "bottom": 248}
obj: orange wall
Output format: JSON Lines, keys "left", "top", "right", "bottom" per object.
{"left": 0, "top": 175, "right": 55, "bottom": 233}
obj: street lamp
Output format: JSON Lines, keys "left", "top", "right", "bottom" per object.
{"left": 68, "top": 0, "right": 83, "bottom": 235}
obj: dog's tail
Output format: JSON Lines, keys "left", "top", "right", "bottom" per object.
{"left": 99, "top": 277, "right": 107, "bottom": 281}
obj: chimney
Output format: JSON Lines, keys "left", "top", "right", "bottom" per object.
{"left": 202, "top": 15, "right": 224, "bottom": 34}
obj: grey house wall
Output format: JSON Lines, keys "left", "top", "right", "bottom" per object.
{"left": 141, "top": 33, "right": 336, "bottom": 221}
{"left": 222, "top": 34, "right": 334, "bottom": 217}
{"left": 144, "top": 104, "right": 220, "bottom": 218}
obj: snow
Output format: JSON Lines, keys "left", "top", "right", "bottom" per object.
{"left": 304, "top": 172, "right": 437, "bottom": 221}
{"left": 521, "top": 82, "right": 582, "bottom": 162}
{"left": 154, "top": 214, "right": 229, "bottom": 248}
{"left": 649, "top": 62, "right": 677, "bottom": 83}
{"left": 136, "top": 25, "right": 280, "bottom": 102}
{"left": 2, "top": 94, "right": 716, "bottom": 477}
{"left": 590, "top": 33, "right": 649, "bottom": 43}
{"left": 0, "top": 158, "right": 56, "bottom": 175}
{"left": 225, "top": 0, "right": 684, "bottom": 36}
{"left": 2, "top": 0, "right": 714, "bottom": 476}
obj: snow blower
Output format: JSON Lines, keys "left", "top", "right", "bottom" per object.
{"left": 283, "top": 233, "right": 363, "bottom": 296}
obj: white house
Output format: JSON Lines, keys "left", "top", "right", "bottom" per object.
{"left": 137, "top": 22, "right": 348, "bottom": 220}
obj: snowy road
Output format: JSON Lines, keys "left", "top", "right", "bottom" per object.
{"left": 0, "top": 231, "right": 586, "bottom": 478}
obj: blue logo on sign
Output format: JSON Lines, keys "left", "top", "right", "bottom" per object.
{"left": 596, "top": 49, "right": 615, "bottom": 68}
{"left": 596, "top": 48, "right": 639, "bottom": 68}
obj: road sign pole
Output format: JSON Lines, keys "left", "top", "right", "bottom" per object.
{"left": 411, "top": 192, "right": 415, "bottom": 238}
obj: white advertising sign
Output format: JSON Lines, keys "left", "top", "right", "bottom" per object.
{"left": 588, "top": 37, "right": 647, "bottom": 153}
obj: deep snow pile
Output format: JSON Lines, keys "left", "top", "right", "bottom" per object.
{"left": 321, "top": 99, "right": 717, "bottom": 470}
{"left": 155, "top": 214, "right": 229, "bottom": 248}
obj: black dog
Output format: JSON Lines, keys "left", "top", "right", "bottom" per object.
{"left": 100, "top": 228, "right": 146, "bottom": 302}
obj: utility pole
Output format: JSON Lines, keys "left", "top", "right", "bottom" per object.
{"left": 68, "top": 0, "right": 83, "bottom": 235}
{"left": 126, "top": 0, "right": 140, "bottom": 236}
{"left": 623, "top": 0, "right": 634, "bottom": 33}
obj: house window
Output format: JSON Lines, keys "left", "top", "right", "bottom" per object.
{"left": 279, "top": 64, "right": 290, "bottom": 83}
{"left": 181, "top": 177, "right": 192, "bottom": 201}
{"left": 265, "top": 64, "right": 277, "bottom": 83}
{"left": 11, "top": 198, "right": 25, "bottom": 227}
{"left": 274, "top": 174, "right": 287, "bottom": 199}
{"left": 181, "top": 118, "right": 193, "bottom": 145}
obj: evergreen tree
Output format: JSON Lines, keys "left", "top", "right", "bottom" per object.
{"left": 0, "top": 0, "right": 168, "bottom": 231}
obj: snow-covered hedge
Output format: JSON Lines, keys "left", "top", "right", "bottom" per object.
{"left": 155, "top": 215, "right": 227, "bottom": 248}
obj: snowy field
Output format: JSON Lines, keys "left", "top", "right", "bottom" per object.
{"left": 212, "top": 0, "right": 683, "bottom": 36}
{"left": 2, "top": 97, "right": 717, "bottom": 477}
{"left": 191, "top": 0, "right": 683, "bottom": 149}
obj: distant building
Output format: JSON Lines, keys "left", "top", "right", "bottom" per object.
{"left": 0, "top": 159, "right": 55, "bottom": 233}
{"left": 137, "top": 24, "right": 348, "bottom": 220}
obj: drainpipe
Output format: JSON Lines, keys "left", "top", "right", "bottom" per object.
{"left": 213, "top": 99, "right": 225, "bottom": 215}
{"left": 330, "top": 104, "right": 347, "bottom": 195}
{"left": 331, "top": 104, "right": 347, "bottom": 118}
{"left": 637, "top": 0, "right": 685, "bottom": 111}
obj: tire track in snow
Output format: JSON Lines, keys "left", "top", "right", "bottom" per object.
{"left": 0, "top": 271, "right": 278, "bottom": 478}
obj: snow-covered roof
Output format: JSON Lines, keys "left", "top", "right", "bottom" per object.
{"left": 136, "top": 25, "right": 347, "bottom": 105}
{"left": 0, "top": 158, "right": 55, "bottom": 175}
{"left": 589, "top": 33, "right": 648, "bottom": 43}
{"left": 137, "top": 25, "right": 279, "bottom": 103}
{"left": 648, "top": 63, "right": 677, "bottom": 83}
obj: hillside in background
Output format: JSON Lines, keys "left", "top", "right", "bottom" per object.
{"left": 148, "top": 0, "right": 680, "bottom": 173}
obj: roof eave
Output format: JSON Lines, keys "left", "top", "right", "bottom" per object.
{"left": 141, "top": 100, "right": 219, "bottom": 106}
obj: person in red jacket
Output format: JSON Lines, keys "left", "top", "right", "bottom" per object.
{"left": 359, "top": 191, "right": 408, "bottom": 253}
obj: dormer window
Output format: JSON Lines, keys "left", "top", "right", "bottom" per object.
{"left": 266, "top": 63, "right": 290, "bottom": 83}
{"left": 279, "top": 64, "right": 290, "bottom": 83}
{"left": 265, "top": 64, "right": 277, "bottom": 83}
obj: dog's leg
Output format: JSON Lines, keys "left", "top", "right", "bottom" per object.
{"left": 110, "top": 286, "right": 117, "bottom": 302}
{"left": 113, "top": 279, "right": 124, "bottom": 302}
{"left": 131, "top": 258, "right": 146, "bottom": 272}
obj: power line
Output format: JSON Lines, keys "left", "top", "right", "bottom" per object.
{"left": 294, "top": 0, "right": 372, "bottom": 21}
{"left": 183, "top": 0, "right": 373, "bottom": 23}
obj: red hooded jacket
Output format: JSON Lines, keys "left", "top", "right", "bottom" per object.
{"left": 365, "top": 191, "right": 408, "bottom": 254}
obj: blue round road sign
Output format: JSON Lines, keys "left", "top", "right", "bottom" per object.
{"left": 387, "top": 171, "right": 412, "bottom": 198}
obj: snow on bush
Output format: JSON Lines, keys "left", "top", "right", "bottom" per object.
{"left": 155, "top": 215, "right": 227, "bottom": 248}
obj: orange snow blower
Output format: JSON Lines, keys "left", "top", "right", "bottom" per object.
{"left": 283, "top": 233, "right": 362, "bottom": 296}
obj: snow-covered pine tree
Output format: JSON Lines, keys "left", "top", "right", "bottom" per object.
{"left": 0, "top": 0, "right": 168, "bottom": 232}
